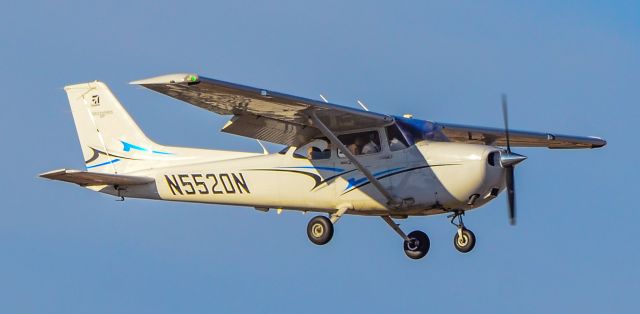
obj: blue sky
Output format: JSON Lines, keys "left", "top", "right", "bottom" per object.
{"left": 1, "top": 1, "right": 638, "bottom": 313}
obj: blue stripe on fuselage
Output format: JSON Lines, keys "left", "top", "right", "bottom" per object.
{"left": 345, "top": 167, "right": 404, "bottom": 190}
{"left": 86, "top": 158, "right": 121, "bottom": 169}
{"left": 277, "top": 166, "right": 345, "bottom": 173}
{"left": 121, "top": 141, "right": 172, "bottom": 155}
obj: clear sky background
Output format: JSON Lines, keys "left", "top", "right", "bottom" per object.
{"left": 1, "top": 1, "right": 638, "bottom": 313}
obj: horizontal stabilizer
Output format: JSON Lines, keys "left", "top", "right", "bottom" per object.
{"left": 40, "top": 169, "right": 154, "bottom": 186}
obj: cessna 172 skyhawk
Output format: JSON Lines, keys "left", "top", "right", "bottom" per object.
{"left": 41, "top": 73, "right": 606, "bottom": 259}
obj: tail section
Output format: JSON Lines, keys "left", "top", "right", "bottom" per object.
{"left": 65, "top": 81, "right": 166, "bottom": 174}
{"left": 63, "top": 80, "right": 263, "bottom": 176}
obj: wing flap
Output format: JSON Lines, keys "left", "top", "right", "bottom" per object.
{"left": 40, "top": 169, "right": 155, "bottom": 186}
{"left": 221, "top": 114, "right": 321, "bottom": 146}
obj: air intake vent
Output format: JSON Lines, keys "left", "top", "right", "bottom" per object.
{"left": 487, "top": 152, "right": 497, "bottom": 166}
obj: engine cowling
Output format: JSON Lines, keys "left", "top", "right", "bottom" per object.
{"left": 416, "top": 141, "right": 505, "bottom": 210}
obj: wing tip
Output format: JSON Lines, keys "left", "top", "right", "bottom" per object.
{"left": 590, "top": 137, "right": 607, "bottom": 148}
{"left": 130, "top": 73, "right": 199, "bottom": 85}
{"left": 39, "top": 168, "right": 79, "bottom": 179}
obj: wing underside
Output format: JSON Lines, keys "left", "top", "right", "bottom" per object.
{"left": 132, "top": 73, "right": 393, "bottom": 146}
{"left": 131, "top": 73, "right": 605, "bottom": 149}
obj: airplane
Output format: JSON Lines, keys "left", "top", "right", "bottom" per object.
{"left": 40, "top": 73, "right": 606, "bottom": 260}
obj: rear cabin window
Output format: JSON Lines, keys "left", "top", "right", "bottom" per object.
{"left": 293, "top": 138, "right": 331, "bottom": 160}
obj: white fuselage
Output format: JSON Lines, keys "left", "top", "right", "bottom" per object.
{"left": 102, "top": 141, "right": 506, "bottom": 217}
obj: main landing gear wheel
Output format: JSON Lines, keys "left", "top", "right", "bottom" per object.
{"left": 307, "top": 216, "right": 334, "bottom": 245}
{"left": 403, "top": 230, "right": 431, "bottom": 260}
{"left": 453, "top": 228, "right": 476, "bottom": 253}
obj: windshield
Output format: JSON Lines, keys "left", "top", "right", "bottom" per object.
{"left": 395, "top": 116, "right": 449, "bottom": 143}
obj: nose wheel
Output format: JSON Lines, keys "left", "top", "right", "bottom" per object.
{"left": 449, "top": 211, "right": 476, "bottom": 253}
{"left": 454, "top": 228, "right": 476, "bottom": 253}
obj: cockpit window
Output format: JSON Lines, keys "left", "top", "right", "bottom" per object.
{"left": 337, "top": 130, "right": 381, "bottom": 157}
{"left": 293, "top": 138, "right": 331, "bottom": 160}
{"left": 386, "top": 124, "right": 410, "bottom": 151}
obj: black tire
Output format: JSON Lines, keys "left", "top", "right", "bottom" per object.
{"left": 453, "top": 228, "right": 476, "bottom": 253}
{"left": 307, "top": 216, "right": 334, "bottom": 245}
{"left": 403, "top": 230, "right": 430, "bottom": 259}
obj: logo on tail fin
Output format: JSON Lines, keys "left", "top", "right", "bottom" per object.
{"left": 91, "top": 95, "right": 100, "bottom": 106}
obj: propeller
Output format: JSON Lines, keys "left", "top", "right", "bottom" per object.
{"left": 500, "top": 94, "right": 526, "bottom": 225}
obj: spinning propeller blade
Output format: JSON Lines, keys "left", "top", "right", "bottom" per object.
{"left": 501, "top": 94, "right": 523, "bottom": 226}
{"left": 502, "top": 94, "right": 511, "bottom": 153}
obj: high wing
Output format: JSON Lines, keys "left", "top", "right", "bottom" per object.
{"left": 432, "top": 122, "right": 606, "bottom": 149}
{"left": 40, "top": 169, "right": 155, "bottom": 186}
{"left": 131, "top": 73, "right": 393, "bottom": 146}
{"left": 132, "top": 73, "right": 605, "bottom": 149}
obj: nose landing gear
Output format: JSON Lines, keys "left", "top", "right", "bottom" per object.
{"left": 448, "top": 210, "right": 476, "bottom": 253}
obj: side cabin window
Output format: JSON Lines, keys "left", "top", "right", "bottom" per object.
{"left": 293, "top": 138, "right": 331, "bottom": 160}
{"left": 386, "top": 124, "right": 410, "bottom": 151}
{"left": 337, "top": 130, "right": 381, "bottom": 158}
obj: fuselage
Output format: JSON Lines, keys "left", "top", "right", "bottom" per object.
{"left": 107, "top": 140, "right": 506, "bottom": 217}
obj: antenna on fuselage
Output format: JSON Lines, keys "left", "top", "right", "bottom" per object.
{"left": 320, "top": 94, "right": 371, "bottom": 112}
{"left": 356, "top": 100, "right": 370, "bottom": 111}
{"left": 256, "top": 140, "right": 269, "bottom": 155}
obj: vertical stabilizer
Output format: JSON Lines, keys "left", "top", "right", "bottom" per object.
{"left": 64, "top": 81, "right": 160, "bottom": 174}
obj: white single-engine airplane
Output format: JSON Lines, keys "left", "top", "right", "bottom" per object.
{"left": 41, "top": 73, "right": 606, "bottom": 259}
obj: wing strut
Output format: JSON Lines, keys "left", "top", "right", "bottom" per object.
{"left": 308, "top": 111, "right": 402, "bottom": 208}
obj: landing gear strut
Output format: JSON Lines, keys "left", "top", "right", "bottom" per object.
{"left": 448, "top": 210, "right": 476, "bottom": 253}
{"left": 382, "top": 216, "right": 430, "bottom": 259}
